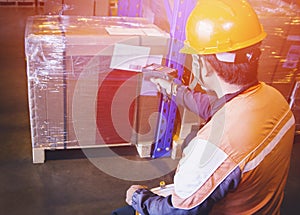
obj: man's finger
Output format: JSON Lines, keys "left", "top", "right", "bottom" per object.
{"left": 150, "top": 77, "right": 158, "bottom": 84}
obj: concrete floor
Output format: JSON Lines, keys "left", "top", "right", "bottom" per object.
{"left": 0, "top": 6, "right": 299, "bottom": 215}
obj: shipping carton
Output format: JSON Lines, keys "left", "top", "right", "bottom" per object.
{"left": 25, "top": 15, "right": 170, "bottom": 162}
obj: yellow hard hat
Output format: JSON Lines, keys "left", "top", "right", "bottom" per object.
{"left": 180, "top": 0, "right": 267, "bottom": 55}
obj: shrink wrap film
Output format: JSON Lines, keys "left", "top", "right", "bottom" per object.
{"left": 25, "top": 15, "right": 170, "bottom": 152}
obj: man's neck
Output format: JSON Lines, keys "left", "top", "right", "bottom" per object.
{"left": 214, "top": 82, "right": 243, "bottom": 98}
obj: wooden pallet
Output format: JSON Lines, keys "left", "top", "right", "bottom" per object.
{"left": 32, "top": 143, "right": 133, "bottom": 164}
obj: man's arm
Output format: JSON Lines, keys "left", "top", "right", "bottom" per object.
{"left": 150, "top": 78, "right": 217, "bottom": 121}
{"left": 130, "top": 166, "right": 241, "bottom": 215}
{"left": 175, "top": 86, "right": 217, "bottom": 121}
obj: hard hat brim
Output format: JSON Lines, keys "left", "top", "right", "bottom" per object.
{"left": 180, "top": 30, "right": 267, "bottom": 55}
{"left": 180, "top": 43, "right": 198, "bottom": 55}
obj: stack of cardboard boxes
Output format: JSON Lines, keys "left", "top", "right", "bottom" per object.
{"left": 25, "top": 15, "right": 170, "bottom": 163}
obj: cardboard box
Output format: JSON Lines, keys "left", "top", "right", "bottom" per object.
{"left": 94, "top": 0, "right": 110, "bottom": 16}
{"left": 43, "top": 0, "right": 63, "bottom": 15}
{"left": 141, "top": 0, "right": 173, "bottom": 32}
{"left": 25, "top": 15, "right": 170, "bottom": 153}
{"left": 63, "top": 0, "right": 95, "bottom": 16}
{"left": 43, "top": 0, "right": 110, "bottom": 16}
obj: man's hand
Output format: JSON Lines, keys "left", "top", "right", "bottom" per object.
{"left": 150, "top": 77, "right": 172, "bottom": 95}
{"left": 126, "top": 185, "right": 148, "bottom": 205}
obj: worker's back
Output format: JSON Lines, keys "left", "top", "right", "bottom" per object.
{"left": 209, "top": 82, "right": 295, "bottom": 214}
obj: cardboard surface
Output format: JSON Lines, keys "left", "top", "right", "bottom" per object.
{"left": 25, "top": 16, "right": 169, "bottom": 149}
{"left": 43, "top": 0, "right": 110, "bottom": 16}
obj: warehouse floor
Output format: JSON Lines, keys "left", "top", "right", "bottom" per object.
{"left": 0, "top": 6, "right": 300, "bottom": 215}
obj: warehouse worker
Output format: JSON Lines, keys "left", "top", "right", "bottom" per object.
{"left": 112, "top": 0, "right": 295, "bottom": 214}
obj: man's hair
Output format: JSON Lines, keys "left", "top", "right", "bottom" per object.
{"left": 204, "top": 43, "right": 262, "bottom": 86}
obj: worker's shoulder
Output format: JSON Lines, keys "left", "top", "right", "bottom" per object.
{"left": 239, "top": 82, "right": 288, "bottom": 105}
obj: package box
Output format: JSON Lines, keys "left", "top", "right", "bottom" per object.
{"left": 63, "top": 0, "right": 95, "bottom": 16}
{"left": 25, "top": 15, "right": 170, "bottom": 162}
{"left": 141, "top": 0, "right": 173, "bottom": 32}
{"left": 94, "top": 0, "right": 110, "bottom": 16}
{"left": 43, "top": 0, "right": 63, "bottom": 15}
{"left": 43, "top": 0, "right": 110, "bottom": 16}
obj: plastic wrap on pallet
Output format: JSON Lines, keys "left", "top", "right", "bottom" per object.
{"left": 25, "top": 15, "right": 170, "bottom": 150}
